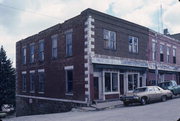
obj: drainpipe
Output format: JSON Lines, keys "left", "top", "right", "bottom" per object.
{"left": 155, "top": 33, "right": 159, "bottom": 85}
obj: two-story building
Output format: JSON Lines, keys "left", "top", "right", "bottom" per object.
{"left": 16, "top": 8, "right": 180, "bottom": 116}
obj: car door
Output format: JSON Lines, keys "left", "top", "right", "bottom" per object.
{"left": 154, "top": 87, "right": 162, "bottom": 101}
{"left": 147, "top": 87, "right": 157, "bottom": 101}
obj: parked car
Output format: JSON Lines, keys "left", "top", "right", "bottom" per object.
{"left": 158, "top": 80, "right": 180, "bottom": 96}
{"left": 1, "top": 104, "right": 14, "bottom": 114}
{"left": 120, "top": 86, "right": 173, "bottom": 106}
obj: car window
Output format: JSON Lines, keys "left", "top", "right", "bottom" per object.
{"left": 148, "top": 87, "right": 155, "bottom": 92}
{"left": 133, "top": 88, "right": 147, "bottom": 93}
{"left": 154, "top": 87, "right": 160, "bottom": 92}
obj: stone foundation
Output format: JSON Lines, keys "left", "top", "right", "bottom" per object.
{"left": 16, "top": 96, "right": 86, "bottom": 116}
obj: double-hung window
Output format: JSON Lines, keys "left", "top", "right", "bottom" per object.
{"left": 173, "top": 48, "right": 176, "bottom": 64}
{"left": 65, "top": 68, "right": 73, "bottom": 94}
{"left": 66, "top": 31, "right": 72, "bottom": 57}
{"left": 160, "top": 44, "right": 164, "bottom": 62}
{"left": 22, "top": 47, "right": 26, "bottom": 64}
{"left": 51, "top": 34, "right": 58, "bottom": 58}
{"left": 104, "top": 29, "right": 116, "bottom": 50}
{"left": 22, "top": 72, "right": 26, "bottom": 92}
{"left": 30, "top": 43, "right": 35, "bottom": 63}
{"left": 39, "top": 40, "right": 44, "bottom": 61}
{"left": 30, "top": 71, "right": 35, "bottom": 93}
{"left": 167, "top": 47, "right": 170, "bottom": 63}
{"left": 104, "top": 72, "right": 118, "bottom": 93}
{"left": 152, "top": 42, "right": 156, "bottom": 61}
{"left": 129, "top": 36, "right": 138, "bottom": 53}
{"left": 38, "top": 69, "right": 45, "bottom": 93}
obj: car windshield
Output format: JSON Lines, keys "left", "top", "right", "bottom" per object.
{"left": 159, "top": 82, "right": 172, "bottom": 87}
{"left": 133, "top": 87, "right": 147, "bottom": 93}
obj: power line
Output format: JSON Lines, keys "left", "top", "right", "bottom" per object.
{"left": 0, "top": 3, "right": 63, "bottom": 21}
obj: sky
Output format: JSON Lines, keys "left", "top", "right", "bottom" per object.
{"left": 0, "top": 0, "right": 180, "bottom": 67}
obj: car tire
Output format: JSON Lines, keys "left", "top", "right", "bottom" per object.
{"left": 140, "top": 97, "right": 147, "bottom": 105}
{"left": 172, "top": 91, "right": 177, "bottom": 96}
{"left": 123, "top": 102, "right": 129, "bottom": 106}
{"left": 161, "top": 95, "right": 167, "bottom": 102}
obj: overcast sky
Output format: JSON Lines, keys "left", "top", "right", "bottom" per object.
{"left": 0, "top": 0, "right": 180, "bottom": 67}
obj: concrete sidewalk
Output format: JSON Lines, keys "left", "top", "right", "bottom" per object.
{"left": 76, "top": 100, "right": 123, "bottom": 112}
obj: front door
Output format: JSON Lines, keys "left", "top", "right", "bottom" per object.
{"left": 119, "top": 74, "right": 124, "bottom": 95}
{"left": 94, "top": 77, "right": 99, "bottom": 100}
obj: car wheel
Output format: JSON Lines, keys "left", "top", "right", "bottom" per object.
{"left": 123, "top": 102, "right": 129, "bottom": 106}
{"left": 140, "top": 97, "right": 147, "bottom": 105}
{"left": 161, "top": 95, "right": 167, "bottom": 102}
{"left": 172, "top": 91, "right": 177, "bottom": 96}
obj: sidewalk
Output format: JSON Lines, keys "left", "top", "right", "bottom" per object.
{"left": 76, "top": 100, "right": 124, "bottom": 112}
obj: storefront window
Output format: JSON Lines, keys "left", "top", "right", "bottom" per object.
{"left": 128, "top": 74, "right": 139, "bottom": 91}
{"left": 105, "top": 72, "right": 118, "bottom": 92}
{"left": 105, "top": 73, "right": 111, "bottom": 92}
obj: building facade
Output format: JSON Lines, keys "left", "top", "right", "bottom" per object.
{"left": 16, "top": 8, "right": 180, "bottom": 116}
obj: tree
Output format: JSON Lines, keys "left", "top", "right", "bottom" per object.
{"left": 0, "top": 46, "right": 15, "bottom": 110}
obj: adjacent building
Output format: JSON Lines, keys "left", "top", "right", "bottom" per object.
{"left": 16, "top": 8, "right": 180, "bottom": 116}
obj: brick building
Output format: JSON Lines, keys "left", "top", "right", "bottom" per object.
{"left": 16, "top": 8, "right": 180, "bottom": 116}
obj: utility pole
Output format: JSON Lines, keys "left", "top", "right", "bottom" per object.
{"left": 155, "top": 33, "right": 158, "bottom": 85}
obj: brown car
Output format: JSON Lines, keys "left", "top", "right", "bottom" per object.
{"left": 120, "top": 86, "right": 173, "bottom": 106}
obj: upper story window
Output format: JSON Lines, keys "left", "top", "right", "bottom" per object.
{"left": 129, "top": 36, "right": 138, "bottom": 53}
{"left": 66, "top": 31, "right": 72, "bottom": 57}
{"left": 51, "top": 34, "right": 58, "bottom": 59}
{"left": 167, "top": 47, "right": 170, "bottom": 63}
{"left": 30, "top": 43, "right": 35, "bottom": 63}
{"left": 173, "top": 48, "right": 176, "bottom": 64}
{"left": 103, "top": 29, "right": 116, "bottom": 50}
{"left": 22, "top": 46, "right": 26, "bottom": 65}
{"left": 160, "top": 44, "right": 164, "bottom": 62}
{"left": 38, "top": 40, "right": 44, "bottom": 61}
{"left": 152, "top": 42, "right": 156, "bottom": 61}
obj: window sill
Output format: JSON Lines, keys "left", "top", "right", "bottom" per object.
{"left": 65, "top": 93, "right": 73, "bottom": 96}
{"left": 30, "top": 91, "right": 35, "bottom": 93}
{"left": 104, "top": 92, "right": 119, "bottom": 95}
{"left": 38, "top": 92, "right": 44, "bottom": 94}
{"left": 22, "top": 90, "right": 26, "bottom": 93}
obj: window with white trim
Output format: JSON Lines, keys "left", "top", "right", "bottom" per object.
{"left": 173, "top": 48, "right": 176, "bottom": 64}
{"left": 22, "top": 73, "right": 26, "bottom": 91}
{"left": 105, "top": 72, "right": 118, "bottom": 92}
{"left": 66, "top": 69, "right": 73, "bottom": 94}
{"left": 30, "top": 43, "right": 35, "bottom": 63}
{"left": 66, "top": 32, "right": 72, "bottom": 57}
{"left": 22, "top": 47, "right": 26, "bottom": 64}
{"left": 167, "top": 47, "right": 170, "bottom": 63}
{"left": 129, "top": 36, "right": 138, "bottom": 53}
{"left": 51, "top": 35, "right": 58, "bottom": 58}
{"left": 128, "top": 74, "right": 138, "bottom": 91}
{"left": 152, "top": 42, "right": 156, "bottom": 61}
{"left": 38, "top": 71, "right": 45, "bottom": 93}
{"left": 30, "top": 71, "right": 35, "bottom": 92}
{"left": 39, "top": 40, "right": 44, "bottom": 61}
{"left": 160, "top": 44, "right": 164, "bottom": 62}
{"left": 103, "top": 29, "right": 116, "bottom": 50}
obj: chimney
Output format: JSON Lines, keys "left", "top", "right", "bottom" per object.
{"left": 164, "top": 28, "right": 169, "bottom": 35}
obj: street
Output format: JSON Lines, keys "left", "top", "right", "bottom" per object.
{"left": 4, "top": 97, "right": 180, "bottom": 121}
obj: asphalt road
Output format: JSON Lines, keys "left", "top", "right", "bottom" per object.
{"left": 4, "top": 97, "right": 180, "bottom": 121}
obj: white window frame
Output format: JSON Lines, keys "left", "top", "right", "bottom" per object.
{"left": 30, "top": 70, "right": 35, "bottom": 93}
{"left": 167, "top": 46, "right": 170, "bottom": 63}
{"left": 22, "top": 46, "right": 26, "bottom": 64}
{"left": 127, "top": 72, "right": 139, "bottom": 92}
{"left": 38, "top": 40, "right": 44, "bottom": 61}
{"left": 129, "top": 36, "right": 138, "bottom": 53}
{"left": 51, "top": 34, "right": 58, "bottom": 58}
{"left": 30, "top": 43, "right": 35, "bottom": 63}
{"left": 152, "top": 42, "right": 156, "bottom": 61}
{"left": 103, "top": 29, "right": 116, "bottom": 50}
{"left": 65, "top": 30, "right": 73, "bottom": 57}
{"left": 38, "top": 69, "right": 45, "bottom": 94}
{"left": 22, "top": 71, "right": 27, "bottom": 92}
{"left": 65, "top": 66, "right": 74, "bottom": 95}
{"left": 103, "top": 71, "right": 119, "bottom": 95}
